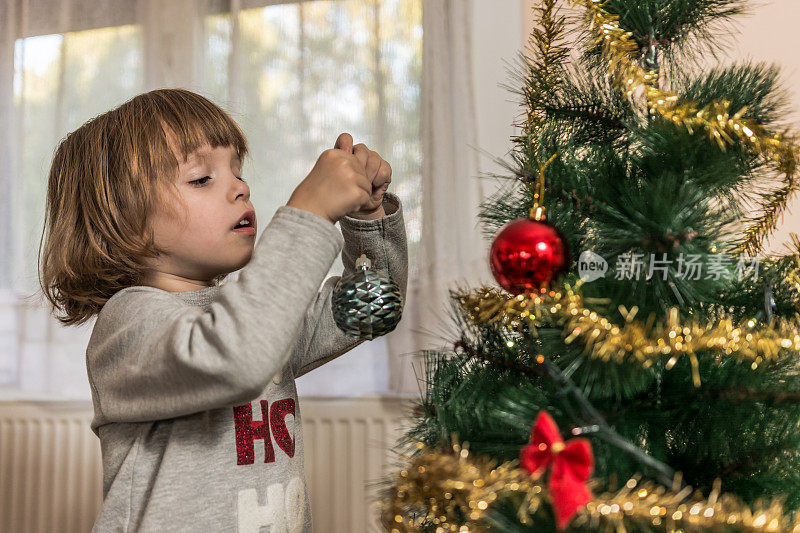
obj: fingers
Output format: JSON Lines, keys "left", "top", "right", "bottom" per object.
{"left": 375, "top": 159, "right": 392, "bottom": 188}
{"left": 371, "top": 162, "right": 391, "bottom": 200}
{"left": 353, "top": 143, "right": 380, "bottom": 182}
{"left": 353, "top": 143, "right": 390, "bottom": 185}
{"left": 352, "top": 143, "right": 369, "bottom": 171}
{"left": 334, "top": 132, "right": 354, "bottom": 154}
{"left": 349, "top": 162, "right": 373, "bottom": 197}
{"left": 335, "top": 137, "right": 391, "bottom": 206}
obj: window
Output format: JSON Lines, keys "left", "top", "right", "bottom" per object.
{"left": 0, "top": 0, "right": 422, "bottom": 396}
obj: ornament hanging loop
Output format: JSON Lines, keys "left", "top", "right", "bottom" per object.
{"left": 530, "top": 152, "right": 558, "bottom": 221}
{"left": 530, "top": 205, "right": 547, "bottom": 222}
{"left": 355, "top": 253, "right": 372, "bottom": 270}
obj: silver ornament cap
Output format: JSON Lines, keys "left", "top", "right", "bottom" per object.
{"left": 332, "top": 253, "right": 403, "bottom": 340}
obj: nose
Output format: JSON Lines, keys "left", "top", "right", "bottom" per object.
{"left": 231, "top": 173, "right": 250, "bottom": 202}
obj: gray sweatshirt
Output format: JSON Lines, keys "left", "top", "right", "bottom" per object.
{"left": 86, "top": 192, "right": 408, "bottom": 532}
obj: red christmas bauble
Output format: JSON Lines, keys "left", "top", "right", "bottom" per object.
{"left": 489, "top": 217, "right": 570, "bottom": 294}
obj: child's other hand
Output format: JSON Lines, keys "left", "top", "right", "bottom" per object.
{"left": 287, "top": 133, "right": 374, "bottom": 224}
{"left": 334, "top": 133, "right": 392, "bottom": 219}
{"left": 286, "top": 133, "right": 391, "bottom": 223}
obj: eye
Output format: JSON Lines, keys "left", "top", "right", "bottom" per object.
{"left": 189, "top": 175, "right": 246, "bottom": 187}
{"left": 189, "top": 176, "right": 211, "bottom": 187}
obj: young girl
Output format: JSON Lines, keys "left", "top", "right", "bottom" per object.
{"left": 38, "top": 88, "right": 408, "bottom": 532}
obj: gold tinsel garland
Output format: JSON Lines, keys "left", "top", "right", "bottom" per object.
{"left": 381, "top": 442, "right": 544, "bottom": 532}
{"left": 455, "top": 284, "right": 800, "bottom": 387}
{"left": 381, "top": 443, "right": 800, "bottom": 532}
{"left": 568, "top": 0, "right": 799, "bottom": 256}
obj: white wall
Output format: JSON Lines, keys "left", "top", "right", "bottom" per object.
{"left": 721, "top": 0, "right": 800, "bottom": 253}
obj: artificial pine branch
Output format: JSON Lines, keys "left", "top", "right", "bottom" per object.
{"left": 453, "top": 339, "right": 679, "bottom": 488}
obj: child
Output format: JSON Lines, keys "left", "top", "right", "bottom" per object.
{"left": 38, "top": 88, "right": 408, "bottom": 532}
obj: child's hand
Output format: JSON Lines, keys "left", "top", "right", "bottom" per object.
{"left": 286, "top": 133, "right": 376, "bottom": 224}
{"left": 333, "top": 133, "right": 392, "bottom": 219}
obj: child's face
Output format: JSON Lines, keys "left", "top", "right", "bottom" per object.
{"left": 142, "top": 142, "right": 257, "bottom": 292}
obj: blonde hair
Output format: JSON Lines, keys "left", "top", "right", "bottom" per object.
{"left": 37, "top": 88, "right": 249, "bottom": 327}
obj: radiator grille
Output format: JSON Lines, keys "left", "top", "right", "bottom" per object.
{"left": 0, "top": 398, "right": 408, "bottom": 532}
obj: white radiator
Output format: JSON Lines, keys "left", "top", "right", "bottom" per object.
{"left": 0, "top": 397, "right": 408, "bottom": 532}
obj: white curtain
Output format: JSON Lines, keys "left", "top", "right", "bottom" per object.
{"left": 386, "top": 0, "right": 495, "bottom": 393}
{"left": 0, "top": 0, "right": 492, "bottom": 398}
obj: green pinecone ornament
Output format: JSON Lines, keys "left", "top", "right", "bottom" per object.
{"left": 332, "top": 253, "right": 403, "bottom": 340}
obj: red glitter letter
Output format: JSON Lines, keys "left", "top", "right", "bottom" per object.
{"left": 233, "top": 400, "right": 275, "bottom": 465}
{"left": 269, "top": 398, "right": 296, "bottom": 458}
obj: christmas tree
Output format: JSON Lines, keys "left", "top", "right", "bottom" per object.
{"left": 381, "top": 1, "right": 800, "bottom": 531}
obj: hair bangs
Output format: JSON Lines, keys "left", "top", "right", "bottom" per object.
{"left": 153, "top": 89, "right": 249, "bottom": 166}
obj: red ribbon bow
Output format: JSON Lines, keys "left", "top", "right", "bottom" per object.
{"left": 520, "top": 410, "right": 594, "bottom": 530}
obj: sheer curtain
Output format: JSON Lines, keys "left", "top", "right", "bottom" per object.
{"left": 386, "top": 0, "right": 495, "bottom": 393}
{"left": 0, "top": 0, "right": 490, "bottom": 398}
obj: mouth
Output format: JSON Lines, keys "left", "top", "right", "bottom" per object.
{"left": 232, "top": 210, "right": 256, "bottom": 233}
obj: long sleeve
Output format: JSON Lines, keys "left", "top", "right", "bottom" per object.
{"left": 289, "top": 191, "right": 408, "bottom": 378}
{"left": 86, "top": 204, "right": 345, "bottom": 432}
